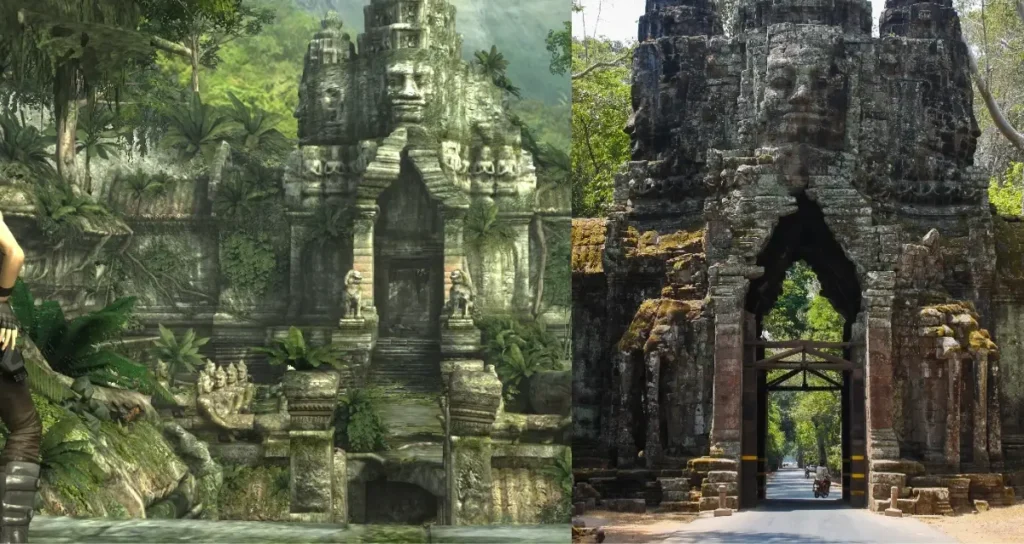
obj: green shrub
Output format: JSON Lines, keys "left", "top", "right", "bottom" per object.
{"left": 477, "top": 315, "right": 562, "bottom": 405}
{"left": 335, "top": 388, "right": 389, "bottom": 453}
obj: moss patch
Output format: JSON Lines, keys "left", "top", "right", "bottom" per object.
{"left": 571, "top": 218, "right": 606, "bottom": 275}
{"left": 217, "top": 464, "right": 290, "bottom": 521}
{"left": 625, "top": 226, "right": 704, "bottom": 258}
{"left": 618, "top": 299, "right": 704, "bottom": 353}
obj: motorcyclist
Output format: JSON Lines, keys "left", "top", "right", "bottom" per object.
{"left": 0, "top": 211, "right": 42, "bottom": 543}
{"left": 815, "top": 465, "right": 831, "bottom": 495}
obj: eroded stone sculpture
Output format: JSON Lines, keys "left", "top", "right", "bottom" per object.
{"left": 444, "top": 269, "right": 474, "bottom": 321}
{"left": 342, "top": 269, "right": 363, "bottom": 319}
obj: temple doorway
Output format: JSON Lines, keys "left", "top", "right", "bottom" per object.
{"left": 373, "top": 156, "right": 444, "bottom": 339}
{"left": 740, "top": 194, "right": 867, "bottom": 508}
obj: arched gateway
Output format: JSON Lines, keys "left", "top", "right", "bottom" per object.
{"left": 572, "top": 0, "right": 1019, "bottom": 514}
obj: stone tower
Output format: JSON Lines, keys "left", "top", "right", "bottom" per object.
{"left": 283, "top": 1, "right": 542, "bottom": 393}
{"left": 573, "top": 0, "right": 1018, "bottom": 512}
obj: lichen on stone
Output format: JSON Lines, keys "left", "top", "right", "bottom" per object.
{"left": 625, "top": 226, "right": 704, "bottom": 259}
{"left": 618, "top": 298, "right": 704, "bottom": 353}
{"left": 571, "top": 218, "right": 606, "bottom": 275}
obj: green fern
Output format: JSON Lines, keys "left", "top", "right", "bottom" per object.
{"left": 39, "top": 413, "right": 104, "bottom": 487}
{"left": 24, "top": 359, "right": 73, "bottom": 404}
{"left": 254, "top": 326, "right": 346, "bottom": 371}
{"left": 150, "top": 325, "right": 208, "bottom": 388}
{"left": 336, "top": 387, "right": 389, "bottom": 453}
{"left": 464, "top": 201, "right": 516, "bottom": 253}
{"left": 10, "top": 280, "right": 172, "bottom": 402}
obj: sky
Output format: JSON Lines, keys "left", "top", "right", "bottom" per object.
{"left": 572, "top": 0, "right": 887, "bottom": 42}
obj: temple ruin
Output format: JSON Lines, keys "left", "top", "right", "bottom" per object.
{"left": 573, "top": 0, "right": 1024, "bottom": 514}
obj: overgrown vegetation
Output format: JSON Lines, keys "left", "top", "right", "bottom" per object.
{"left": 256, "top": 326, "right": 346, "bottom": 371}
{"left": 478, "top": 315, "right": 565, "bottom": 408}
{"left": 9, "top": 279, "right": 172, "bottom": 402}
{"left": 335, "top": 387, "right": 389, "bottom": 453}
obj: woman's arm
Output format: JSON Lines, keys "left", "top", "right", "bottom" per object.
{"left": 0, "top": 212, "right": 25, "bottom": 300}
{"left": 0, "top": 212, "right": 24, "bottom": 350}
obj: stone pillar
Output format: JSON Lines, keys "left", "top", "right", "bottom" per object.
{"left": 987, "top": 351, "right": 1003, "bottom": 468}
{"left": 973, "top": 351, "right": 990, "bottom": 469}
{"left": 352, "top": 204, "right": 378, "bottom": 319}
{"left": 505, "top": 212, "right": 533, "bottom": 314}
{"left": 714, "top": 484, "right": 732, "bottom": 517}
{"left": 442, "top": 207, "right": 468, "bottom": 299}
{"left": 865, "top": 272, "right": 900, "bottom": 460}
{"left": 283, "top": 370, "right": 341, "bottom": 522}
{"left": 945, "top": 356, "right": 962, "bottom": 472}
{"left": 287, "top": 214, "right": 311, "bottom": 317}
{"left": 448, "top": 367, "right": 502, "bottom": 525}
{"left": 708, "top": 259, "right": 759, "bottom": 460}
{"left": 884, "top": 485, "right": 902, "bottom": 517}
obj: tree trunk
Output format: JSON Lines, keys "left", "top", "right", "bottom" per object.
{"left": 84, "top": 151, "right": 92, "bottom": 195}
{"left": 816, "top": 432, "right": 827, "bottom": 466}
{"left": 189, "top": 36, "right": 201, "bottom": 93}
{"left": 53, "top": 60, "right": 80, "bottom": 186}
{"left": 531, "top": 216, "right": 547, "bottom": 318}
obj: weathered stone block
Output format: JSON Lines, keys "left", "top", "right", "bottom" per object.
{"left": 974, "top": 499, "right": 989, "bottom": 512}
{"left": 701, "top": 482, "right": 738, "bottom": 496}
{"left": 699, "top": 496, "right": 738, "bottom": 510}
{"left": 604, "top": 499, "right": 646, "bottom": 513}
{"left": 706, "top": 470, "right": 737, "bottom": 483}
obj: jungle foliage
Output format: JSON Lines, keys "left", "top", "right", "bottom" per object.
{"left": 478, "top": 315, "right": 565, "bottom": 407}
{"left": 761, "top": 262, "right": 845, "bottom": 472}
{"left": 335, "top": 387, "right": 389, "bottom": 453}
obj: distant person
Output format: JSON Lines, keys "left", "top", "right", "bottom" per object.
{"left": 0, "top": 211, "right": 41, "bottom": 543}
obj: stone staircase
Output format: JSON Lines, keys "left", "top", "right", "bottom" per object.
{"left": 369, "top": 338, "right": 442, "bottom": 394}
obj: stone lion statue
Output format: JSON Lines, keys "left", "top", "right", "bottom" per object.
{"left": 444, "top": 269, "right": 474, "bottom": 321}
{"left": 342, "top": 269, "right": 363, "bottom": 318}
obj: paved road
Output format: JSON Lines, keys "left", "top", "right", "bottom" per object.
{"left": 767, "top": 466, "right": 841, "bottom": 501}
{"left": 29, "top": 517, "right": 571, "bottom": 543}
{"left": 656, "top": 469, "right": 955, "bottom": 543}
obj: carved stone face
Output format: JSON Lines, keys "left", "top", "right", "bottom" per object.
{"left": 760, "top": 34, "right": 848, "bottom": 151}
{"left": 451, "top": 269, "right": 464, "bottom": 284}
{"left": 237, "top": 361, "right": 248, "bottom": 381}
{"left": 386, "top": 61, "right": 434, "bottom": 125}
{"left": 214, "top": 367, "right": 226, "bottom": 389}
{"left": 225, "top": 364, "right": 238, "bottom": 385}
{"left": 198, "top": 373, "right": 211, "bottom": 394}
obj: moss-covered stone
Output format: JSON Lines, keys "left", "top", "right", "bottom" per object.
{"left": 625, "top": 227, "right": 704, "bottom": 259}
{"left": 218, "top": 464, "right": 290, "bottom": 521}
{"left": 618, "top": 299, "right": 704, "bottom": 353}
{"left": 571, "top": 218, "right": 606, "bottom": 275}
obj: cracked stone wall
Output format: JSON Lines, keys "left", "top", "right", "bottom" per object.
{"left": 572, "top": 0, "right": 1020, "bottom": 479}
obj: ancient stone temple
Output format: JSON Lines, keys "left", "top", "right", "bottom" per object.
{"left": 573, "top": 0, "right": 1023, "bottom": 514}
{"left": 284, "top": 1, "right": 540, "bottom": 392}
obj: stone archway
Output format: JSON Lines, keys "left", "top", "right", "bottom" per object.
{"left": 739, "top": 194, "right": 868, "bottom": 508}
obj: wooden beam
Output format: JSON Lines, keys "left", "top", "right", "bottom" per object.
{"left": 754, "top": 361, "right": 853, "bottom": 371}
{"left": 745, "top": 340, "right": 853, "bottom": 349}
{"left": 806, "top": 368, "right": 843, "bottom": 388}
{"left": 767, "top": 368, "right": 802, "bottom": 388}
{"left": 755, "top": 347, "right": 804, "bottom": 365}
{"left": 803, "top": 346, "right": 853, "bottom": 366}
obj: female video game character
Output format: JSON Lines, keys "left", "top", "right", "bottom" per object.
{"left": 0, "top": 211, "right": 42, "bottom": 544}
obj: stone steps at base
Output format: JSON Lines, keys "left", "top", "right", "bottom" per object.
{"left": 369, "top": 354, "right": 442, "bottom": 394}
{"left": 657, "top": 501, "right": 700, "bottom": 513}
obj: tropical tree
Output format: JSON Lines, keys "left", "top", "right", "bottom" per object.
{"left": 474, "top": 45, "right": 521, "bottom": 98}
{"left": 161, "top": 92, "right": 231, "bottom": 161}
{"left": 150, "top": 325, "right": 209, "bottom": 387}
{"left": 571, "top": 36, "right": 631, "bottom": 217}
{"left": 117, "top": 168, "right": 176, "bottom": 215}
{"left": 6, "top": 0, "right": 154, "bottom": 187}
{"left": 72, "top": 106, "right": 124, "bottom": 194}
{"left": 222, "top": 91, "right": 290, "bottom": 156}
{"left": 255, "top": 326, "right": 346, "bottom": 371}
{"left": 138, "top": 0, "right": 275, "bottom": 93}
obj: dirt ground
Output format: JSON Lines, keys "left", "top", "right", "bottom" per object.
{"left": 920, "top": 503, "right": 1024, "bottom": 543}
{"left": 572, "top": 510, "right": 698, "bottom": 543}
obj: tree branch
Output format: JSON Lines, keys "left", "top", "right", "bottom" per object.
{"left": 571, "top": 52, "right": 631, "bottom": 80}
{"left": 969, "top": 48, "right": 1024, "bottom": 151}
{"left": 17, "top": 9, "right": 192, "bottom": 59}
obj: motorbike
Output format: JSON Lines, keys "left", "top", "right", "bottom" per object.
{"left": 813, "top": 478, "right": 831, "bottom": 498}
